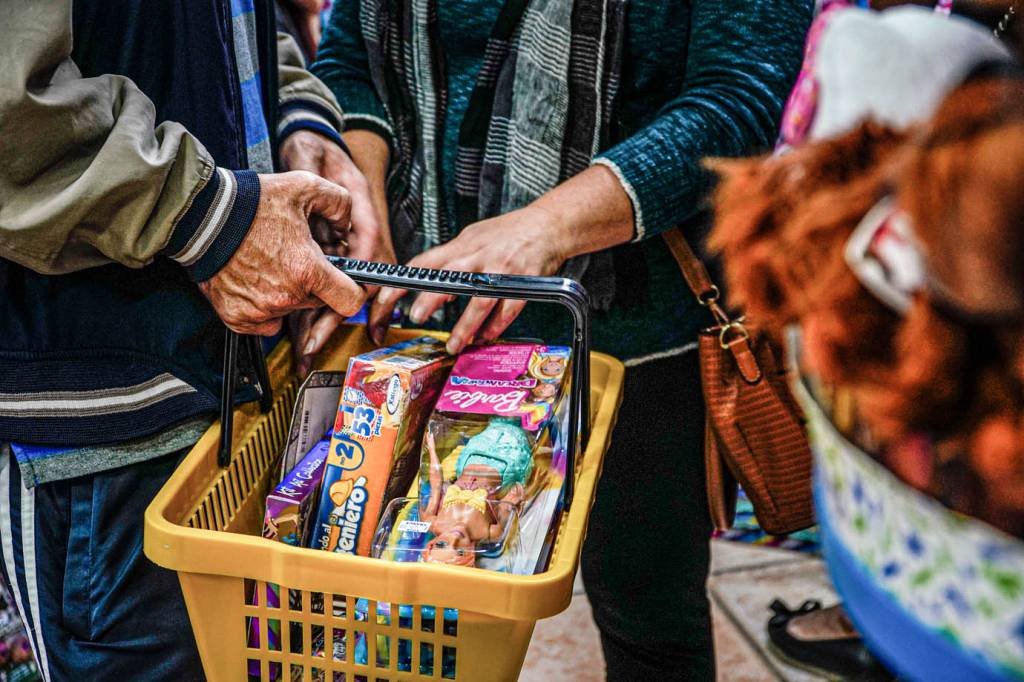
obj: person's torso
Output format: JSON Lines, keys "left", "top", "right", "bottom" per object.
{"left": 0, "top": 0, "right": 275, "bottom": 445}
{"left": 433, "top": 0, "right": 693, "bottom": 226}
{"left": 428, "top": 0, "right": 706, "bottom": 359}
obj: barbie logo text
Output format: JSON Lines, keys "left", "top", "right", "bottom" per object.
{"left": 450, "top": 376, "right": 535, "bottom": 388}
{"left": 443, "top": 389, "right": 528, "bottom": 413}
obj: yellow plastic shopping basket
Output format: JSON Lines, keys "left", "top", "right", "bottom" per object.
{"left": 144, "top": 260, "right": 625, "bottom": 681}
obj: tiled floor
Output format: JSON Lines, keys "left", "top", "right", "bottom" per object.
{"left": 519, "top": 540, "right": 837, "bottom": 681}
{"left": 709, "top": 545, "right": 838, "bottom": 682}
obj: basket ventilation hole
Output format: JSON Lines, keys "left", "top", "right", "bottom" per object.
{"left": 442, "top": 646, "right": 458, "bottom": 680}
{"left": 268, "top": 619, "right": 281, "bottom": 651}
{"left": 332, "top": 594, "right": 347, "bottom": 618}
{"left": 419, "top": 642, "right": 434, "bottom": 676}
{"left": 331, "top": 628, "right": 345, "bottom": 662}
{"left": 311, "top": 624, "right": 325, "bottom": 657}
{"left": 267, "top": 583, "right": 281, "bottom": 609}
{"left": 375, "top": 634, "right": 390, "bottom": 668}
{"left": 419, "top": 607, "right": 435, "bottom": 634}
{"left": 397, "top": 639, "right": 412, "bottom": 673}
{"left": 375, "top": 601, "right": 390, "bottom": 626}
{"left": 443, "top": 609, "right": 458, "bottom": 636}
{"left": 398, "top": 605, "right": 412, "bottom": 630}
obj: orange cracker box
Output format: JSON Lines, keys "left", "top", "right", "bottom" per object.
{"left": 311, "top": 336, "right": 453, "bottom": 556}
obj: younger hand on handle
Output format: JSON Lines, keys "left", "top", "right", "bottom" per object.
{"left": 368, "top": 204, "right": 569, "bottom": 354}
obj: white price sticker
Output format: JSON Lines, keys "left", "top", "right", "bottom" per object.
{"left": 397, "top": 520, "right": 431, "bottom": 534}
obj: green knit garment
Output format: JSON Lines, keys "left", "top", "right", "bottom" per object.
{"left": 314, "top": 0, "right": 813, "bottom": 360}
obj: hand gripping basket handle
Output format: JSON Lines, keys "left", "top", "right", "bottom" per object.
{"left": 328, "top": 256, "right": 592, "bottom": 508}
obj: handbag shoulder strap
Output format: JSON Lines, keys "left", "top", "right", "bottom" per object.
{"left": 662, "top": 228, "right": 728, "bottom": 316}
{"left": 662, "top": 228, "right": 765, "bottom": 383}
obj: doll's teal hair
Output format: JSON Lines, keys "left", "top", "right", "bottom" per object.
{"left": 456, "top": 417, "right": 534, "bottom": 489}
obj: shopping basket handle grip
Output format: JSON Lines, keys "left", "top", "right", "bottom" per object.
{"left": 329, "top": 256, "right": 591, "bottom": 509}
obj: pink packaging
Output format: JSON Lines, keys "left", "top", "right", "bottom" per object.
{"left": 397, "top": 343, "right": 573, "bottom": 573}
{"left": 435, "top": 343, "right": 571, "bottom": 431}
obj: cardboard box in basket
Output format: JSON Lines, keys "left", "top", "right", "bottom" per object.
{"left": 311, "top": 336, "right": 454, "bottom": 556}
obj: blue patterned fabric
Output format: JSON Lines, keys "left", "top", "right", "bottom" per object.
{"left": 230, "top": 0, "right": 274, "bottom": 171}
{"left": 797, "top": 377, "right": 1024, "bottom": 679}
{"left": 818, "top": 480, "right": 1019, "bottom": 681}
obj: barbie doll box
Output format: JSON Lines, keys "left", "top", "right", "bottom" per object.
{"left": 370, "top": 343, "right": 573, "bottom": 573}
{"left": 311, "top": 337, "right": 454, "bottom": 556}
{"left": 434, "top": 343, "right": 571, "bottom": 431}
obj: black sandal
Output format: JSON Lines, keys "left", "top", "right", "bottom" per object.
{"left": 766, "top": 600, "right": 895, "bottom": 681}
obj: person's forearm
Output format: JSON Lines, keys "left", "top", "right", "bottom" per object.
{"left": 0, "top": 0, "right": 227, "bottom": 275}
{"left": 343, "top": 129, "right": 390, "bottom": 226}
{"left": 276, "top": 32, "right": 347, "bottom": 146}
{"left": 530, "top": 164, "right": 636, "bottom": 264}
{"left": 591, "top": 0, "right": 812, "bottom": 241}
{"left": 343, "top": 131, "right": 633, "bottom": 265}
{"left": 344, "top": 130, "right": 389, "bottom": 186}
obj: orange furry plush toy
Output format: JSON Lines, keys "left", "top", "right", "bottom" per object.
{"left": 707, "top": 122, "right": 907, "bottom": 391}
{"left": 891, "top": 73, "right": 1024, "bottom": 530}
{"left": 708, "top": 70, "right": 1024, "bottom": 534}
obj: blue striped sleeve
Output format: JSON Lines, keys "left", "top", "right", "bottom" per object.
{"left": 162, "top": 168, "right": 261, "bottom": 282}
{"left": 240, "top": 76, "right": 271, "bottom": 150}
{"left": 277, "top": 99, "right": 351, "bottom": 157}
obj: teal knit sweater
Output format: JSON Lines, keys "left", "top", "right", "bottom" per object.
{"left": 313, "top": 1, "right": 812, "bottom": 362}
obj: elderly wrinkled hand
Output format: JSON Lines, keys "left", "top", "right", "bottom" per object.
{"left": 198, "top": 171, "right": 366, "bottom": 337}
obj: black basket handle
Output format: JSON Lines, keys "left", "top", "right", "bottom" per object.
{"left": 329, "top": 257, "right": 591, "bottom": 508}
{"left": 219, "top": 258, "right": 592, "bottom": 508}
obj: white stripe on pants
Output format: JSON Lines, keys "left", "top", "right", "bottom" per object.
{"left": 0, "top": 455, "right": 51, "bottom": 681}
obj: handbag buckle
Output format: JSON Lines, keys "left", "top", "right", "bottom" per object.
{"left": 719, "top": 319, "right": 751, "bottom": 349}
{"left": 699, "top": 287, "right": 733, "bottom": 327}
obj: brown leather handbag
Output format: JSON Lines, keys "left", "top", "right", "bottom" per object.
{"left": 663, "top": 229, "right": 814, "bottom": 535}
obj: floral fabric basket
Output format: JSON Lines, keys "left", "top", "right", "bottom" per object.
{"left": 794, "top": 376, "right": 1024, "bottom": 681}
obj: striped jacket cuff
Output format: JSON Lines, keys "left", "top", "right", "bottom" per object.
{"left": 343, "top": 114, "right": 394, "bottom": 148}
{"left": 278, "top": 99, "right": 351, "bottom": 157}
{"left": 164, "top": 168, "right": 260, "bottom": 282}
